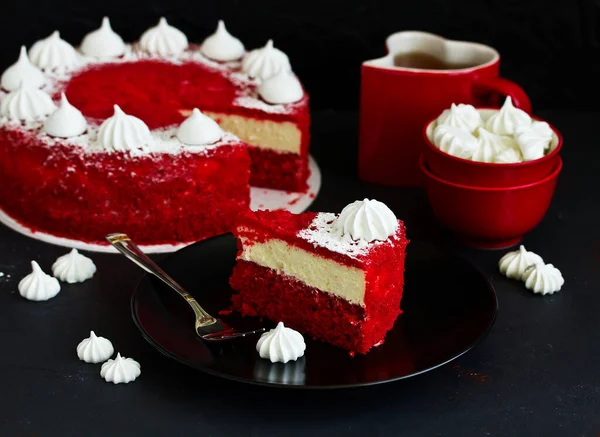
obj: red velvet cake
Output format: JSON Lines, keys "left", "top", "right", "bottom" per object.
{"left": 230, "top": 199, "right": 409, "bottom": 354}
{"left": 0, "top": 124, "right": 250, "bottom": 245}
{"left": 0, "top": 18, "right": 310, "bottom": 247}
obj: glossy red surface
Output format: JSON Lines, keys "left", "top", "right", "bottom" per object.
{"left": 422, "top": 112, "right": 563, "bottom": 188}
{"left": 420, "top": 155, "right": 562, "bottom": 249}
{"left": 0, "top": 127, "right": 251, "bottom": 245}
{"left": 358, "top": 49, "right": 530, "bottom": 188}
{"left": 229, "top": 209, "right": 409, "bottom": 354}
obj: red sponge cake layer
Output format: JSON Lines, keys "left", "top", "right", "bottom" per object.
{"left": 246, "top": 145, "right": 309, "bottom": 192}
{"left": 0, "top": 126, "right": 250, "bottom": 245}
{"left": 229, "top": 209, "right": 409, "bottom": 354}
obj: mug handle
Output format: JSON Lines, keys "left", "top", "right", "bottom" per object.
{"left": 472, "top": 76, "right": 532, "bottom": 114}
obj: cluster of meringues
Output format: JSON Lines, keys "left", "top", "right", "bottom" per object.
{"left": 0, "top": 17, "right": 304, "bottom": 150}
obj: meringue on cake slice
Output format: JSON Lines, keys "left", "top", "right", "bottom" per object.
{"left": 229, "top": 199, "right": 409, "bottom": 355}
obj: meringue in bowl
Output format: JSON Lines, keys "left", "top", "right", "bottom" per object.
{"left": 423, "top": 105, "right": 563, "bottom": 188}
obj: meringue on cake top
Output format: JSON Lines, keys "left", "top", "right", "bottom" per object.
{"left": 0, "top": 46, "right": 46, "bottom": 91}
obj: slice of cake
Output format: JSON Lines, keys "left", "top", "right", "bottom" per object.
{"left": 229, "top": 199, "right": 409, "bottom": 354}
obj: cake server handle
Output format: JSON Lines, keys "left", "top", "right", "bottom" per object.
{"left": 105, "top": 233, "right": 218, "bottom": 327}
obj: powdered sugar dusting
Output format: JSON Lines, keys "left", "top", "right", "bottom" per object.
{"left": 298, "top": 213, "right": 389, "bottom": 259}
{"left": 0, "top": 117, "right": 241, "bottom": 157}
{"left": 234, "top": 95, "right": 300, "bottom": 114}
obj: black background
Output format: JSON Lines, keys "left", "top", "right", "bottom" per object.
{"left": 2, "top": 2, "right": 600, "bottom": 436}
{"left": 2, "top": 0, "right": 599, "bottom": 111}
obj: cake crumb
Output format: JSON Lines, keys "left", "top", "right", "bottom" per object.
{"left": 453, "top": 365, "right": 489, "bottom": 383}
{"left": 287, "top": 197, "right": 301, "bottom": 206}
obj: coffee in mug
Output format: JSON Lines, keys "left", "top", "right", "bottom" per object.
{"left": 393, "top": 52, "right": 477, "bottom": 70}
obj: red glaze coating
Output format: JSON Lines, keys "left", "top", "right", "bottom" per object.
{"left": 358, "top": 32, "right": 530, "bottom": 188}
{"left": 229, "top": 209, "right": 409, "bottom": 354}
{"left": 420, "top": 155, "right": 562, "bottom": 249}
{"left": 62, "top": 59, "right": 310, "bottom": 191}
{"left": 0, "top": 126, "right": 250, "bottom": 245}
{"left": 422, "top": 110, "right": 563, "bottom": 188}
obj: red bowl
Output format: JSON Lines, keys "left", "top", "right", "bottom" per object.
{"left": 423, "top": 108, "right": 563, "bottom": 187}
{"left": 419, "top": 154, "right": 562, "bottom": 249}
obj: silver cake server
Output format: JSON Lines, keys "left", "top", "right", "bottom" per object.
{"left": 106, "top": 233, "right": 265, "bottom": 342}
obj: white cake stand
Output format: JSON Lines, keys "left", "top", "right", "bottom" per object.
{"left": 0, "top": 156, "right": 321, "bottom": 254}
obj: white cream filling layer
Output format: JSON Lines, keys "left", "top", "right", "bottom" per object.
{"left": 205, "top": 112, "right": 302, "bottom": 154}
{"left": 239, "top": 236, "right": 366, "bottom": 305}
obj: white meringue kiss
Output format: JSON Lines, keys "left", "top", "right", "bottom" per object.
{"left": 485, "top": 96, "right": 531, "bottom": 136}
{"left": 436, "top": 103, "right": 481, "bottom": 133}
{"left": 140, "top": 17, "right": 188, "bottom": 56}
{"left": 256, "top": 322, "right": 306, "bottom": 364}
{"left": 333, "top": 198, "right": 398, "bottom": 242}
{"left": 80, "top": 17, "right": 125, "bottom": 58}
{"left": 97, "top": 105, "right": 152, "bottom": 153}
{"left": 1, "top": 81, "right": 56, "bottom": 121}
{"left": 29, "top": 31, "right": 80, "bottom": 70}
{"left": 432, "top": 124, "right": 477, "bottom": 159}
{"left": 522, "top": 263, "right": 564, "bottom": 295}
{"left": 44, "top": 93, "right": 87, "bottom": 138}
{"left": 77, "top": 331, "right": 114, "bottom": 363}
{"left": 201, "top": 20, "right": 245, "bottom": 62}
{"left": 498, "top": 245, "right": 543, "bottom": 280}
{"left": 100, "top": 353, "right": 141, "bottom": 384}
{"left": 52, "top": 248, "right": 96, "bottom": 283}
{"left": 242, "top": 40, "right": 291, "bottom": 80}
{"left": 258, "top": 70, "right": 303, "bottom": 104}
{"left": 494, "top": 147, "right": 523, "bottom": 164}
{"left": 471, "top": 127, "right": 511, "bottom": 163}
{"left": 176, "top": 108, "right": 223, "bottom": 145}
{"left": 18, "top": 261, "right": 61, "bottom": 302}
{"left": 1, "top": 46, "right": 45, "bottom": 91}
{"left": 515, "top": 122, "right": 553, "bottom": 161}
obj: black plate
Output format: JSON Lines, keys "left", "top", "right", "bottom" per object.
{"left": 131, "top": 235, "right": 498, "bottom": 389}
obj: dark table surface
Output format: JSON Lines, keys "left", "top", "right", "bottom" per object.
{"left": 1, "top": 110, "right": 598, "bottom": 437}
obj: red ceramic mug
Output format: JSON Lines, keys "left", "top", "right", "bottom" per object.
{"left": 358, "top": 31, "right": 532, "bottom": 187}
